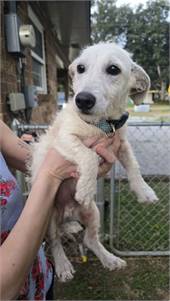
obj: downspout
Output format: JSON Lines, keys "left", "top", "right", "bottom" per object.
{"left": 6, "top": 0, "right": 25, "bottom": 94}
{"left": 88, "top": 1, "right": 92, "bottom": 45}
{"left": 6, "top": 0, "right": 17, "bottom": 14}
{"left": 6, "top": 0, "right": 28, "bottom": 121}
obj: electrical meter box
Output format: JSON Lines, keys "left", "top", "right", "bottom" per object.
{"left": 8, "top": 93, "right": 26, "bottom": 111}
{"left": 5, "top": 14, "right": 36, "bottom": 56}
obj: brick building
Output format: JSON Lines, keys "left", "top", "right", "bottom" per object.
{"left": 0, "top": 1, "right": 90, "bottom": 123}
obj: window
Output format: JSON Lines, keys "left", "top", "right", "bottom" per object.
{"left": 28, "top": 6, "right": 47, "bottom": 93}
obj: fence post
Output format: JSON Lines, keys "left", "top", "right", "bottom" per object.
{"left": 109, "top": 165, "right": 116, "bottom": 249}
{"left": 96, "top": 178, "right": 105, "bottom": 239}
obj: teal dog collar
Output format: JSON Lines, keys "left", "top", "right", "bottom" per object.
{"left": 96, "top": 112, "right": 129, "bottom": 135}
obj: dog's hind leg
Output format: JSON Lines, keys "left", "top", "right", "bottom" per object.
{"left": 118, "top": 139, "right": 158, "bottom": 203}
{"left": 48, "top": 211, "right": 75, "bottom": 282}
{"left": 79, "top": 201, "right": 126, "bottom": 270}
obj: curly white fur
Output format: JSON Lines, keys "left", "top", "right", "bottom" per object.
{"left": 30, "top": 43, "right": 158, "bottom": 281}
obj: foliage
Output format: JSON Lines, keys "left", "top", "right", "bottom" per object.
{"left": 91, "top": 0, "right": 169, "bottom": 91}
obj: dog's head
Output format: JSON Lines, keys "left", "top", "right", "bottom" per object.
{"left": 69, "top": 43, "right": 150, "bottom": 121}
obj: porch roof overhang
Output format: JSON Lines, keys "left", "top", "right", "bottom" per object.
{"left": 33, "top": 1, "right": 91, "bottom": 68}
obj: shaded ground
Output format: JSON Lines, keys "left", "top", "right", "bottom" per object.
{"left": 116, "top": 124, "right": 170, "bottom": 177}
{"left": 55, "top": 257, "right": 169, "bottom": 300}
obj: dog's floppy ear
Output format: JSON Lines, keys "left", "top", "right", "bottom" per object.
{"left": 129, "top": 63, "right": 150, "bottom": 105}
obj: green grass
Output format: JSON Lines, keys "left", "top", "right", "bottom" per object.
{"left": 54, "top": 178, "right": 169, "bottom": 300}
{"left": 55, "top": 257, "right": 169, "bottom": 300}
{"left": 109, "top": 179, "right": 169, "bottom": 251}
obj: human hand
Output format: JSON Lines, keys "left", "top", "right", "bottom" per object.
{"left": 37, "top": 148, "right": 77, "bottom": 183}
{"left": 83, "top": 133, "right": 120, "bottom": 177}
{"left": 96, "top": 133, "right": 120, "bottom": 176}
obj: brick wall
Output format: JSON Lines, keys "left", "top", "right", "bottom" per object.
{"left": 1, "top": 1, "right": 17, "bottom": 121}
{"left": 0, "top": 1, "right": 58, "bottom": 123}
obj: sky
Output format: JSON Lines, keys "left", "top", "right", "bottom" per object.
{"left": 91, "top": 0, "right": 149, "bottom": 14}
{"left": 116, "top": 0, "right": 148, "bottom": 8}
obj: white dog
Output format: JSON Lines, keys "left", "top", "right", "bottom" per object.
{"left": 30, "top": 43, "right": 158, "bottom": 282}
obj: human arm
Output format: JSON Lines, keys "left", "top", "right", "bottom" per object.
{"left": 0, "top": 148, "right": 77, "bottom": 300}
{"left": 0, "top": 121, "right": 31, "bottom": 172}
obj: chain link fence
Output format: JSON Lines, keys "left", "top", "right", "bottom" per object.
{"left": 107, "top": 122, "right": 170, "bottom": 256}
{"left": 15, "top": 122, "right": 170, "bottom": 258}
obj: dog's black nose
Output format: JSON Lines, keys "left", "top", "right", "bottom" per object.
{"left": 75, "top": 92, "right": 96, "bottom": 112}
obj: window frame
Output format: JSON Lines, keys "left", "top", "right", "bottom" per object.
{"left": 28, "top": 5, "right": 47, "bottom": 93}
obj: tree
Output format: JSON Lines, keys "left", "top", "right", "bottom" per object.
{"left": 91, "top": 0, "right": 169, "bottom": 99}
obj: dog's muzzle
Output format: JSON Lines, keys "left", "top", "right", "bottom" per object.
{"left": 75, "top": 92, "right": 96, "bottom": 114}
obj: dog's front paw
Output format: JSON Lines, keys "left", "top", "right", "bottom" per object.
{"left": 101, "top": 253, "right": 127, "bottom": 271}
{"left": 132, "top": 181, "right": 159, "bottom": 204}
{"left": 55, "top": 258, "right": 75, "bottom": 282}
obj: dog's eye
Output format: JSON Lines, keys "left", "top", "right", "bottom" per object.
{"left": 77, "top": 64, "right": 85, "bottom": 74}
{"left": 106, "top": 65, "right": 121, "bottom": 76}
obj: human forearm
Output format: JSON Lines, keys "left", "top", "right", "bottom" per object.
{"left": 3, "top": 137, "right": 31, "bottom": 173}
{"left": 0, "top": 121, "right": 31, "bottom": 172}
{"left": 0, "top": 173, "right": 60, "bottom": 300}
